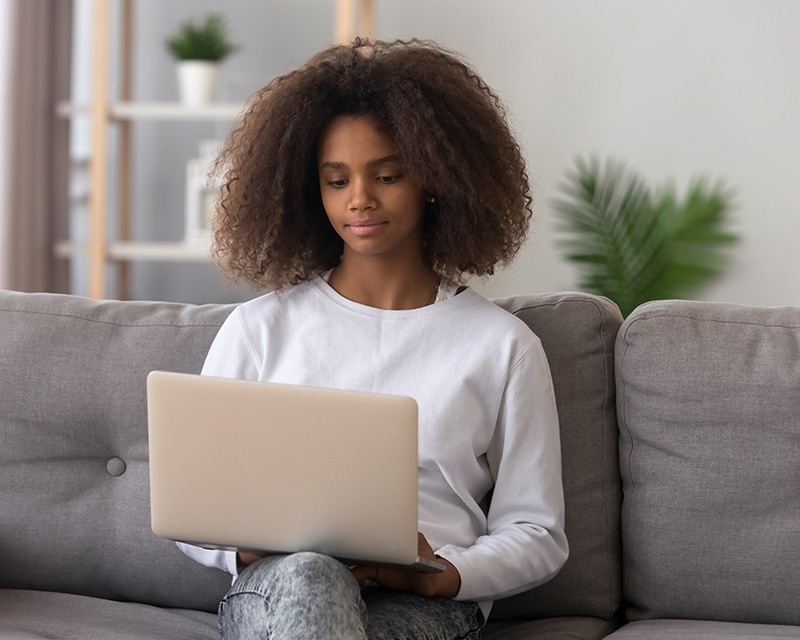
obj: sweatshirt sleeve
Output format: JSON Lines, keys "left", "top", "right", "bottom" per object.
{"left": 174, "top": 307, "right": 259, "bottom": 576}
{"left": 200, "top": 306, "right": 261, "bottom": 381}
{"left": 435, "top": 338, "right": 569, "bottom": 602}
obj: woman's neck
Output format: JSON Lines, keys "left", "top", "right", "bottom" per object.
{"left": 328, "top": 256, "right": 440, "bottom": 311}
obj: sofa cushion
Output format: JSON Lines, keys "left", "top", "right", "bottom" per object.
{"left": 0, "top": 589, "right": 218, "bottom": 640}
{"left": 0, "top": 291, "right": 234, "bottom": 612}
{"left": 0, "top": 289, "right": 624, "bottom": 623}
{"left": 604, "top": 619, "right": 800, "bottom": 639}
{"left": 616, "top": 300, "right": 800, "bottom": 626}
{"left": 491, "top": 292, "right": 623, "bottom": 621}
{"left": 484, "top": 615, "right": 620, "bottom": 640}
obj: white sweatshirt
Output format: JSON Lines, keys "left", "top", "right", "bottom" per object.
{"left": 178, "top": 275, "right": 568, "bottom": 617}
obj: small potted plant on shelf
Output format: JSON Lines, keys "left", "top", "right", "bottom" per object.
{"left": 165, "top": 13, "right": 240, "bottom": 106}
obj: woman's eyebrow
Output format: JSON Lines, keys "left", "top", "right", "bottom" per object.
{"left": 319, "top": 161, "right": 345, "bottom": 170}
{"left": 319, "top": 155, "right": 400, "bottom": 171}
{"left": 368, "top": 155, "right": 401, "bottom": 167}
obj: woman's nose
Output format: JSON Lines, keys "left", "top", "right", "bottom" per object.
{"left": 348, "top": 178, "right": 377, "bottom": 211}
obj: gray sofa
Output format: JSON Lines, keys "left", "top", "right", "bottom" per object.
{"left": 0, "top": 288, "right": 798, "bottom": 640}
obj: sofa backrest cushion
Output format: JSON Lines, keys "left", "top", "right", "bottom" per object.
{"left": 0, "top": 290, "right": 234, "bottom": 612}
{"left": 491, "top": 292, "right": 623, "bottom": 621}
{"left": 0, "top": 289, "right": 624, "bottom": 619}
{"left": 617, "top": 300, "right": 800, "bottom": 626}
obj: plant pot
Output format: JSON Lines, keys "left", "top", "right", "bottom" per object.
{"left": 176, "top": 60, "right": 220, "bottom": 106}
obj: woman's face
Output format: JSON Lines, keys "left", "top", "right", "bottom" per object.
{"left": 317, "top": 115, "right": 427, "bottom": 265}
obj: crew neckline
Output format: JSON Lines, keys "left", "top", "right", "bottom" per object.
{"left": 311, "top": 270, "right": 475, "bottom": 318}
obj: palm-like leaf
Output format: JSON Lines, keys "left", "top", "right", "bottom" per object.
{"left": 553, "top": 157, "right": 737, "bottom": 316}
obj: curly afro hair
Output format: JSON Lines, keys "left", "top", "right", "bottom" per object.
{"left": 211, "top": 38, "right": 533, "bottom": 290}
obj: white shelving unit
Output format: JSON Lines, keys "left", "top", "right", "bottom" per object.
{"left": 55, "top": 240, "right": 212, "bottom": 262}
{"left": 58, "top": 101, "right": 243, "bottom": 121}
{"left": 63, "top": 0, "right": 374, "bottom": 299}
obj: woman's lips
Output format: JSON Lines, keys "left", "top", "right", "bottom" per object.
{"left": 347, "top": 220, "right": 386, "bottom": 236}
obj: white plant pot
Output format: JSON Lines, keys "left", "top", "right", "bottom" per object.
{"left": 176, "top": 61, "right": 220, "bottom": 106}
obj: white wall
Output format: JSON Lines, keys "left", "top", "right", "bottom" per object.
{"left": 374, "top": 0, "right": 800, "bottom": 306}
{"left": 84, "top": 1, "right": 800, "bottom": 305}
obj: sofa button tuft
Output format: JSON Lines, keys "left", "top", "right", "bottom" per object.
{"left": 106, "top": 457, "right": 127, "bottom": 477}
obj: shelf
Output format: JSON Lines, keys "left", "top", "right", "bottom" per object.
{"left": 113, "top": 102, "right": 244, "bottom": 121}
{"left": 56, "top": 101, "right": 244, "bottom": 121}
{"left": 56, "top": 240, "right": 212, "bottom": 262}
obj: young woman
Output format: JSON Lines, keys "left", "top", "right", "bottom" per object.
{"left": 179, "top": 38, "right": 568, "bottom": 640}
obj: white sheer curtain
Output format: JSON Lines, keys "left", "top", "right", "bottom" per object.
{"left": 0, "top": 0, "right": 71, "bottom": 293}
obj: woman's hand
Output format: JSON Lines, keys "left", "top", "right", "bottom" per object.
{"left": 350, "top": 532, "right": 461, "bottom": 598}
{"left": 236, "top": 550, "right": 269, "bottom": 571}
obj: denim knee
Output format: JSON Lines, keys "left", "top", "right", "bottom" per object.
{"left": 220, "top": 553, "right": 366, "bottom": 640}
{"left": 230, "top": 552, "right": 356, "bottom": 597}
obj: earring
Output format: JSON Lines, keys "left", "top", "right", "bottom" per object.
{"left": 427, "top": 195, "right": 436, "bottom": 203}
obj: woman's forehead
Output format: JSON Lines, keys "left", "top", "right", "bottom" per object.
{"left": 317, "top": 115, "right": 398, "bottom": 165}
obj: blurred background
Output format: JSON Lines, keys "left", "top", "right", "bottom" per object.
{"left": 0, "top": 0, "right": 798, "bottom": 306}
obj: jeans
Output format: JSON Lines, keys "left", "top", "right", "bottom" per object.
{"left": 218, "top": 552, "right": 484, "bottom": 640}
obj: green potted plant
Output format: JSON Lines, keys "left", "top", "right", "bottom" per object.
{"left": 165, "top": 13, "right": 240, "bottom": 106}
{"left": 552, "top": 156, "right": 738, "bottom": 317}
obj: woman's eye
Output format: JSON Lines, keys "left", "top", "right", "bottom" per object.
{"left": 378, "top": 175, "right": 399, "bottom": 184}
{"left": 327, "top": 179, "right": 348, "bottom": 188}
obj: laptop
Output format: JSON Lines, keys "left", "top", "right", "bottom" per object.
{"left": 146, "top": 370, "right": 445, "bottom": 573}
